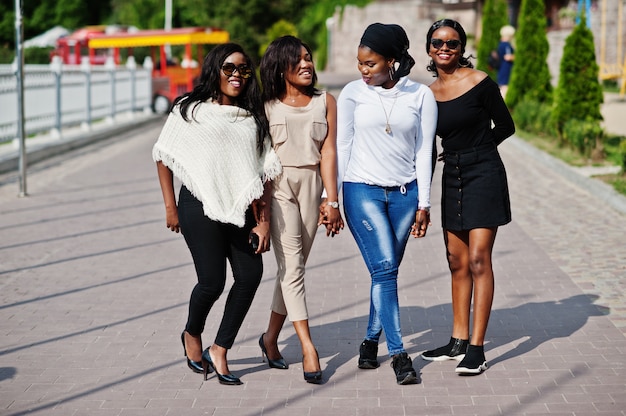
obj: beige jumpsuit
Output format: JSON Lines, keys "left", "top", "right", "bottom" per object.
{"left": 266, "top": 92, "right": 328, "bottom": 321}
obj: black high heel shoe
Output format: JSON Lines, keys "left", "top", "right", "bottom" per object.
{"left": 259, "top": 334, "right": 289, "bottom": 369}
{"left": 181, "top": 331, "right": 205, "bottom": 374}
{"left": 202, "top": 347, "right": 243, "bottom": 385}
{"left": 302, "top": 350, "right": 322, "bottom": 384}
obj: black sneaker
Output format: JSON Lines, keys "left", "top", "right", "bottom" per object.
{"left": 421, "top": 337, "right": 468, "bottom": 361}
{"left": 358, "top": 339, "right": 380, "bottom": 369}
{"left": 391, "top": 352, "right": 418, "bottom": 385}
{"left": 455, "top": 344, "right": 488, "bottom": 375}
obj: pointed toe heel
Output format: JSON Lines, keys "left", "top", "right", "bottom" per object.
{"left": 203, "top": 348, "right": 243, "bottom": 385}
{"left": 181, "top": 332, "right": 204, "bottom": 374}
{"left": 303, "top": 370, "right": 322, "bottom": 384}
{"left": 303, "top": 349, "right": 322, "bottom": 384}
{"left": 258, "top": 334, "right": 289, "bottom": 370}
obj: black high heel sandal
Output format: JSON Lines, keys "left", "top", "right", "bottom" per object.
{"left": 302, "top": 349, "right": 322, "bottom": 384}
{"left": 202, "top": 347, "right": 243, "bottom": 385}
{"left": 181, "top": 331, "right": 205, "bottom": 374}
{"left": 259, "top": 333, "right": 289, "bottom": 369}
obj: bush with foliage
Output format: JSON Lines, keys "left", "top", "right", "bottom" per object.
{"left": 476, "top": 0, "right": 508, "bottom": 80}
{"left": 561, "top": 119, "right": 604, "bottom": 158}
{"left": 259, "top": 20, "right": 298, "bottom": 58}
{"left": 619, "top": 137, "right": 626, "bottom": 174}
{"left": 512, "top": 96, "right": 555, "bottom": 137}
{"left": 24, "top": 47, "right": 54, "bottom": 64}
{"left": 505, "top": 0, "right": 552, "bottom": 110}
{"left": 0, "top": 47, "right": 13, "bottom": 64}
{"left": 296, "top": 0, "right": 371, "bottom": 70}
{"left": 551, "top": 12, "right": 603, "bottom": 157}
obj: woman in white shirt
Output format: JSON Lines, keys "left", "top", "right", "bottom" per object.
{"left": 337, "top": 23, "right": 437, "bottom": 385}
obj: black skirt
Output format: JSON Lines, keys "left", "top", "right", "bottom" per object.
{"left": 441, "top": 142, "right": 511, "bottom": 231}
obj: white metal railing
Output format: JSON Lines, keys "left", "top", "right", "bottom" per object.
{"left": 0, "top": 58, "right": 152, "bottom": 144}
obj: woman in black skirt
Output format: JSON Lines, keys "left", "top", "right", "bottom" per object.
{"left": 420, "top": 19, "right": 515, "bottom": 375}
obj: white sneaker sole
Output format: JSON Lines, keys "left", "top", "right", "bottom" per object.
{"left": 421, "top": 353, "right": 465, "bottom": 362}
{"left": 455, "top": 361, "right": 488, "bottom": 375}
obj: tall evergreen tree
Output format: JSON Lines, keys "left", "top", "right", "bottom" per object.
{"left": 477, "top": 0, "right": 508, "bottom": 80}
{"left": 551, "top": 12, "right": 602, "bottom": 132}
{"left": 505, "top": 0, "right": 552, "bottom": 110}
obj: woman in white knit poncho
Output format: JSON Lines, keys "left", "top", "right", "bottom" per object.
{"left": 153, "top": 43, "right": 281, "bottom": 386}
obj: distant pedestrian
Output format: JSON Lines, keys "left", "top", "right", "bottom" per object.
{"left": 497, "top": 25, "right": 515, "bottom": 99}
{"left": 257, "top": 35, "right": 344, "bottom": 384}
{"left": 337, "top": 22, "right": 438, "bottom": 385}
{"left": 153, "top": 43, "right": 281, "bottom": 386}
{"left": 422, "top": 19, "right": 515, "bottom": 375}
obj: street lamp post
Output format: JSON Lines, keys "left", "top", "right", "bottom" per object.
{"left": 165, "top": 0, "right": 172, "bottom": 58}
{"left": 14, "top": 0, "right": 27, "bottom": 197}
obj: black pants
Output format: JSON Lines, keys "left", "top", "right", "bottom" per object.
{"left": 178, "top": 185, "right": 263, "bottom": 349}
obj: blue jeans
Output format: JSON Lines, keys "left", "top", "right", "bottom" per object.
{"left": 342, "top": 181, "right": 418, "bottom": 356}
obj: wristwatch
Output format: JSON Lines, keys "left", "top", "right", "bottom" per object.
{"left": 418, "top": 206, "right": 430, "bottom": 213}
{"left": 326, "top": 201, "right": 339, "bottom": 209}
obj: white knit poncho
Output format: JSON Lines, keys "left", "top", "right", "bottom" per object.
{"left": 152, "top": 101, "right": 282, "bottom": 227}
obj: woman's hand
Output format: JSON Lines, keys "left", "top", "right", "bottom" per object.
{"left": 410, "top": 209, "right": 431, "bottom": 238}
{"left": 156, "top": 162, "right": 180, "bottom": 233}
{"left": 165, "top": 206, "right": 181, "bottom": 233}
{"left": 251, "top": 195, "right": 271, "bottom": 253}
{"left": 318, "top": 199, "right": 344, "bottom": 237}
{"left": 251, "top": 220, "right": 271, "bottom": 253}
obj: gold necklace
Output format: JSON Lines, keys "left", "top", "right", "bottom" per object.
{"left": 378, "top": 92, "right": 398, "bottom": 135}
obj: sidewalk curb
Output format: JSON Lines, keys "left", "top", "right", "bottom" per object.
{"left": 508, "top": 135, "right": 626, "bottom": 216}
{"left": 0, "top": 113, "right": 160, "bottom": 175}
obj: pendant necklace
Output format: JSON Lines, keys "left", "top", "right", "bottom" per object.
{"left": 378, "top": 92, "right": 398, "bottom": 135}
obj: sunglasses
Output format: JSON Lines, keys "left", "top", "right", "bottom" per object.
{"left": 221, "top": 63, "right": 253, "bottom": 79}
{"left": 430, "top": 39, "right": 462, "bottom": 50}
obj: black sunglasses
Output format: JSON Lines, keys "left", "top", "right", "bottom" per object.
{"left": 221, "top": 63, "right": 253, "bottom": 79}
{"left": 430, "top": 39, "right": 462, "bottom": 50}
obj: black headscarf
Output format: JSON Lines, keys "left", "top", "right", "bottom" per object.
{"left": 360, "top": 23, "right": 415, "bottom": 80}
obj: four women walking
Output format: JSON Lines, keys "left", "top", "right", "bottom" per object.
{"left": 155, "top": 19, "right": 513, "bottom": 385}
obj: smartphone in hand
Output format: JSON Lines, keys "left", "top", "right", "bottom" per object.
{"left": 249, "top": 233, "right": 259, "bottom": 251}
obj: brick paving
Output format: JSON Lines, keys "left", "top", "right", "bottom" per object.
{"left": 1, "top": 96, "right": 625, "bottom": 415}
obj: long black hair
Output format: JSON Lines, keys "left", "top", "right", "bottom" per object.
{"left": 173, "top": 43, "right": 269, "bottom": 150}
{"left": 260, "top": 35, "right": 319, "bottom": 102}
{"left": 426, "top": 19, "right": 474, "bottom": 76}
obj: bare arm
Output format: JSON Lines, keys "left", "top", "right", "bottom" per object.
{"left": 251, "top": 180, "right": 272, "bottom": 253}
{"left": 156, "top": 161, "right": 180, "bottom": 233}
{"left": 318, "top": 93, "right": 344, "bottom": 236}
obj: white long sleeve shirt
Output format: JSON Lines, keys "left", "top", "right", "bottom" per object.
{"left": 337, "top": 76, "right": 438, "bottom": 209}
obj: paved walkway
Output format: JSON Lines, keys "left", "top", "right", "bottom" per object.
{"left": 1, "top": 87, "right": 625, "bottom": 415}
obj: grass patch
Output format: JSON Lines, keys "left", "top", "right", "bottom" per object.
{"left": 515, "top": 129, "right": 608, "bottom": 167}
{"left": 516, "top": 129, "right": 626, "bottom": 196}
{"left": 596, "top": 173, "right": 626, "bottom": 194}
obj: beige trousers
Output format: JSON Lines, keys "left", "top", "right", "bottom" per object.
{"left": 270, "top": 166, "right": 323, "bottom": 321}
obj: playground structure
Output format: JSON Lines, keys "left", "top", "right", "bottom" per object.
{"left": 87, "top": 27, "right": 229, "bottom": 113}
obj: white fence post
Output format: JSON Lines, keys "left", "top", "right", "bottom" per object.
{"left": 80, "top": 57, "right": 92, "bottom": 131}
{"left": 126, "top": 56, "right": 137, "bottom": 119}
{"left": 105, "top": 56, "right": 116, "bottom": 124}
{"left": 50, "top": 56, "right": 63, "bottom": 139}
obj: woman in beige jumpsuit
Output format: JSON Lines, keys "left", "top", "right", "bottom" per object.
{"left": 259, "top": 36, "right": 343, "bottom": 383}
